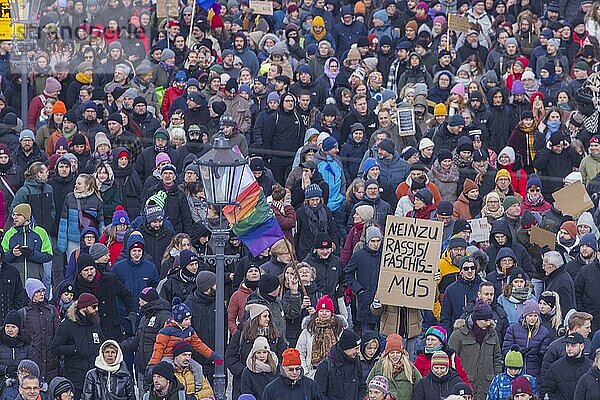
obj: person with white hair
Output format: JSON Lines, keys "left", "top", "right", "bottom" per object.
{"left": 542, "top": 250, "right": 576, "bottom": 313}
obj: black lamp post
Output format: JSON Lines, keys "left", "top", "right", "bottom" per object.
{"left": 196, "top": 133, "right": 247, "bottom": 400}
{"left": 9, "top": 0, "right": 43, "bottom": 123}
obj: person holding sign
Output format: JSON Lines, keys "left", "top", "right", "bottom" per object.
{"left": 345, "top": 226, "right": 383, "bottom": 331}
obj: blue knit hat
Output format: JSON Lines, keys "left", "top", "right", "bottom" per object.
{"left": 305, "top": 183, "right": 322, "bottom": 199}
{"left": 580, "top": 232, "right": 598, "bottom": 251}
{"left": 425, "top": 325, "right": 447, "bottom": 343}
{"left": 172, "top": 297, "right": 192, "bottom": 322}
{"left": 526, "top": 174, "right": 542, "bottom": 189}
{"left": 363, "top": 157, "right": 380, "bottom": 176}
{"left": 112, "top": 205, "right": 129, "bottom": 226}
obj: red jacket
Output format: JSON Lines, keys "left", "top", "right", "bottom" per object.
{"left": 161, "top": 86, "right": 184, "bottom": 122}
{"left": 341, "top": 224, "right": 363, "bottom": 267}
{"left": 227, "top": 285, "right": 253, "bottom": 334}
{"left": 500, "top": 163, "right": 527, "bottom": 198}
{"left": 414, "top": 351, "right": 471, "bottom": 387}
{"left": 28, "top": 95, "right": 46, "bottom": 131}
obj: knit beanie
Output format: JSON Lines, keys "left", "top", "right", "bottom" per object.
{"left": 472, "top": 302, "right": 493, "bottom": 321}
{"left": 522, "top": 299, "right": 540, "bottom": 316}
{"left": 355, "top": 205, "right": 374, "bottom": 221}
{"left": 77, "top": 254, "right": 96, "bottom": 272}
{"left": 4, "top": 310, "right": 22, "bottom": 329}
{"left": 171, "top": 297, "right": 192, "bottom": 322}
{"left": 13, "top": 203, "right": 31, "bottom": 221}
{"left": 579, "top": 232, "right": 598, "bottom": 251}
{"left": 173, "top": 340, "right": 193, "bottom": 358}
{"left": 258, "top": 274, "right": 280, "bottom": 294}
{"left": 511, "top": 376, "right": 533, "bottom": 396}
{"left": 196, "top": 271, "right": 216, "bottom": 293}
{"left": 304, "top": 183, "right": 322, "bottom": 199}
{"left": 365, "top": 226, "right": 382, "bottom": 242}
{"left": 315, "top": 295, "right": 334, "bottom": 313}
{"left": 25, "top": 278, "right": 46, "bottom": 300}
{"left": 430, "top": 351, "right": 449, "bottom": 367}
{"left": 560, "top": 221, "right": 577, "bottom": 238}
{"left": 18, "top": 360, "right": 40, "bottom": 379}
{"left": 368, "top": 376, "right": 389, "bottom": 395}
{"left": 282, "top": 348, "right": 301, "bottom": 366}
{"left": 139, "top": 287, "right": 159, "bottom": 303}
{"left": 384, "top": 334, "right": 403, "bottom": 355}
{"left": 495, "top": 169, "right": 511, "bottom": 183}
{"left": 152, "top": 361, "right": 175, "bottom": 381}
{"left": 425, "top": 325, "right": 447, "bottom": 343}
{"left": 505, "top": 345, "right": 524, "bottom": 368}
{"left": 502, "top": 196, "right": 519, "bottom": 210}
{"left": 339, "top": 329, "right": 361, "bottom": 351}
{"left": 89, "top": 243, "right": 110, "bottom": 261}
{"left": 76, "top": 293, "right": 98, "bottom": 310}
{"left": 245, "top": 303, "right": 270, "bottom": 320}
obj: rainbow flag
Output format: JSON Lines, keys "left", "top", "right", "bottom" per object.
{"left": 223, "top": 163, "right": 284, "bottom": 256}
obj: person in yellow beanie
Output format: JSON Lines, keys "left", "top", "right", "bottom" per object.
{"left": 304, "top": 16, "right": 335, "bottom": 51}
{"left": 1, "top": 203, "right": 53, "bottom": 284}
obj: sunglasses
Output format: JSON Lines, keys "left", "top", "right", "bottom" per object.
{"left": 461, "top": 266, "right": 476, "bottom": 271}
{"left": 286, "top": 367, "right": 302, "bottom": 372}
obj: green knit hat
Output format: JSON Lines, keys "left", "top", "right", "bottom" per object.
{"left": 505, "top": 346, "right": 524, "bottom": 368}
{"left": 503, "top": 195, "right": 520, "bottom": 210}
{"left": 146, "top": 190, "right": 167, "bottom": 209}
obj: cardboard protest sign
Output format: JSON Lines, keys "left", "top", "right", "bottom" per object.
{"left": 530, "top": 226, "right": 556, "bottom": 250}
{"left": 397, "top": 107, "right": 416, "bottom": 137}
{"left": 249, "top": 0, "right": 273, "bottom": 15}
{"left": 156, "top": 0, "right": 179, "bottom": 18}
{"left": 377, "top": 216, "right": 443, "bottom": 310}
{"left": 468, "top": 217, "right": 490, "bottom": 243}
{"left": 447, "top": 14, "right": 470, "bottom": 33}
{"left": 552, "top": 181, "right": 593, "bottom": 218}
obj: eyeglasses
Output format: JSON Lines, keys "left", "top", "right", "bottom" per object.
{"left": 21, "top": 387, "right": 40, "bottom": 391}
{"left": 461, "top": 266, "right": 476, "bottom": 271}
{"left": 286, "top": 367, "right": 302, "bottom": 372}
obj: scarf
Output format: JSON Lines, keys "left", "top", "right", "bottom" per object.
{"left": 526, "top": 192, "right": 544, "bottom": 206}
{"left": 97, "top": 175, "right": 114, "bottom": 193}
{"left": 430, "top": 160, "right": 459, "bottom": 182}
{"left": 481, "top": 204, "right": 504, "bottom": 219}
{"left": 424, "top": 344, "right": 443, "bottom": 354}
{"left": 116, "top": 229, "right": 126, "bottom": 243}
{"left": 472, "top": 322, "right": 488, "bottom": 344}
{"left": 303, "top": 202, "right": 328, "bottom": 235}
{"left": 62, "top": 125, "right": 77, "bottom": 140}
{"left": 467, "top": 194, "right": 483, "bottom": 218}
{"left": 74, "top": 187, "right": 95, "bottom": 199}
{"left": 324, "top": 58, "right": 339, "bottom": 80}
{"left": 453, "top": 152, "right": 472, "bottom": 169}
{"left": 509, "top": 287, "right": 530, "bottom": 303}
{"left": 311, "top": 26, "right": 326, "bottom": 42}
{"left": 76, "top": 72, "right": 93, "bottom": 84}
{"left": 0, "top": 160, "right": 13, "bottom": 175}
{"left": 472, "top": 162, "right": 489, "bottom": 187}
{"left": 311, "top": 317, "right": 338, "bottom": 366}
{"left": 250, "top": 360, "right": 274, "bottom": 373}
{"left": 159, "top": 60, "right": 175, "bottom": 72}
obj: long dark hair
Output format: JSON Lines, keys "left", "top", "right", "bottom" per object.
{"left": 241, "top": 310, "right": 280, "bottom": 341}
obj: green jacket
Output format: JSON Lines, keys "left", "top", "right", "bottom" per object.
{"left": 366, "top": 358, "right": 421, "bottom": 400}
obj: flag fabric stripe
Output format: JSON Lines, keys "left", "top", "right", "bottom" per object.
{"left": 237, "top": 217, "right": 285, "bottom": 256}
{"left": 223, "top": 183, "right": 261, "bottom": 224}
{"left": 232, "top": 198, "right": 273, "bottom": 237}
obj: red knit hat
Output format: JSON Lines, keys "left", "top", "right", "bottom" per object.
{"left": 282, "top": 348, "right": 301, "bottom": 366}
{"left": 511, "top": 376, "right": 533, "bottom": 396}
{"left": 384, "top": 334, "right": 403, "bottom": 355}
{"left": 76, "top": 293, "right": 98, "bottom": 310}
{"left": 316, "top": 295, "right": 334, "bottom": 313}
{"left": 210, "top": 15, "right": 224, "bottom": 29}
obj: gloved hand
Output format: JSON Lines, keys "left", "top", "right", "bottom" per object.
{"left": 211, "top": 352, "right": 224, "bottom": 365}
{"left": 126, "top": 312, "right": 138, "bottom": 335}
{"left": 20, "top": 247, "right": 32, "bottom": 257}
{"left": 5, "top": 365, "right": 17, "bottom": 377}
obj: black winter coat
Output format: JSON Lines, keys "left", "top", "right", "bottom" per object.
{"left": 340, "top": 110, "right": 378, "bottom": 144}
{"left": 262, "top": 373, "right": 321, "bottom": 400}
{"left": 82, "top": 363, "right": 135, "bottom": 400}
{"left": 52, "top": 304, "right": 104, "bottom": 394}
{"left": 263, "top": 109, "right": 306, "bottom": 165}
{"left": 294, "top": 204, "right": 338, "bottom": 261}
{"left": 120, "top": 297, "right": 171, "bottom": 373}
{"left": 540, "top": 355, "right": 593, "bottom": 400}
{"left": 533, "top": 147, "right": 582, "bottom": 199}
{"left": 225, "top": 328, "right": 287, "bottom": 400}
{"left": 14, "top": 145, "right": 48, "bottom": 173}
{"left": 345, "top": 246, "right": 382, "bottom": 324}
{"left": 74, "top": 271, "right": 135, "bottom": 341}
{"left": 135, "top": 146, "right": 176, "bottom": 182}
{"left": 485, "top": 221, "right": 533, "bottom": 275}
{"left": 302, "top": 252, "right": 343, "bottom": 305}
{"left": 574, "top": 260, "right": 600, "bottom": 332}
{"left": 574, "top": 365, "right": 600, "bottom": 400}
{"left": 0, "top": 263, "right": 27, "bottom": 324}
{"left": 240, "top": 367, "right": 277, "bottom": 400}
{"left": 144, "top": 183, "right": 193, "bottom": 234}
{"left": 48, "top": 173, "right": 75, "bottom": 237}
{"left": 486, "top": 93, "right": 515, "bottom": 152}
{"left": 544, "top": 265, "right": 576, "bottom": 314}
{"left": 140, "top": 222, "right": 173, "bottom": 267}
{"left": 0, "top": 126, "right": 20, "bottom": 155}
{"left": 0, "top": 331, "right": 31, "bottom": 379}
{"left": 19, "top": 301, "right": 59, "bottom": 381}
{"left": 314, "top": 344, "right": 367, "bottom": 400}
{"left": 160, "top": 271, "right": 196, "bottom": 305}
{"left": 412, "top": 370, "right": 463, "bottom": 400}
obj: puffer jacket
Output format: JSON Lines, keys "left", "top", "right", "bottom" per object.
{"left": 58, "top": 191, "right": 104, "bottom": 253}
{"left": 484, "top": 220, "right": 533, "bottom": 275}
{"left": 412, "top": 369, "right": 463, "bottom": 400}
{"left": 1, "top": 220, "right": 53, "bottom": 283}
{"left": 413, "top": 346, "right": 471, "bottom": 386}
{"left": 19, "top": 300, "right": 59, "bottom": 381}
{"left": 502, "top": 320, "right": 551, "bottom": 378}
{"left": 10, "top": 177, "right": 55, "bottom": 232}
{"left": 112, "top": 235, "right": 159, "bottom": 305}
{"left": 447, "top": 317, "right": 503, "bottom": 400}
{"left": 574, "top": 365, "right": 600, "bottom": 400}
{"left": 441, "top": 274, "right": 484, "bottom": 335}
{"left": 121, "top": 297, "right": 171, "bottom": 373}
{"left": 315, "top": 344, "right": 367, "bottom": 400}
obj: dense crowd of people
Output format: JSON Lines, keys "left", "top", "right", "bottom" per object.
{"left": 1, "top": 0, "right": 600, "bottom": 399}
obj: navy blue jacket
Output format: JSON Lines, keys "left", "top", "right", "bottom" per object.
{"left": 441, "top": 274, "right": 483, "bottom": 334}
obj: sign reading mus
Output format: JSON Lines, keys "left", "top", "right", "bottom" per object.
{"left": 377, "top": 216, "right": 443, "bottom": 310}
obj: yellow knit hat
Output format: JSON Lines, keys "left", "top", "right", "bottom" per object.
{"left": 434, "top": 103, "right": 447, "bottom": 116}
{"left": 495, "top": 169, "right": 511, "bottom": 183}
{"left": 313, "top": 16, "right": 325, "bottom": 27}
{"left": 13, "top": 203, "right": 31, "bottom": 221}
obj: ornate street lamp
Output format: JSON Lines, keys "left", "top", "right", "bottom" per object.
{"left": 9, "top": 0, "right": 43, "bottom": 122}
{"left": 196, "top": 133, "right": 247, "bottom": 400}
